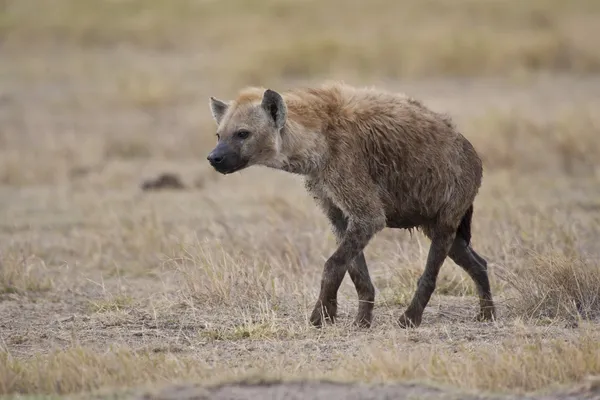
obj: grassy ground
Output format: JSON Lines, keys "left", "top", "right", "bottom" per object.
{"left": 1, "top": 0, "right": 600, "bottom": 399}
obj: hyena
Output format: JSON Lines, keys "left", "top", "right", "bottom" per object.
{"left": 207, "top": 81, "right": 496, "bottom": 329}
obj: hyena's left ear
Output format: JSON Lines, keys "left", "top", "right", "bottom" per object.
{"left": 209, "top": 97, "right": 229, "bottom": 125}
{"left": 261, "top": 89, "right": 287, "bottom": 130}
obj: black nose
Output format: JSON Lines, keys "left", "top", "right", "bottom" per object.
{"left": 207, "top": 153, "right": 224, "bottom": 164}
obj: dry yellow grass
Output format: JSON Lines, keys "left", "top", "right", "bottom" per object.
{"left": 342, "top": 331, "right": 600, "bottom": 394}
{"left": 469, "top": 109, "right": 600, "bottom": 176}
{"left": 1, "top": 1, "right": 600, "bottom": 399}
{"left": 0, "top": 250, "right": 53, "bottom": 296}
{"left": 1, "top": 122, "right": 599, "bottom": 398}
{"left": 2, "top": 329, "right": 599, "bottom": 397}
{"left": 501, "top": 254, "right": 600, "bottom": 322}
{"left": 2, "top": 0, "right": 600, "bottom": 82}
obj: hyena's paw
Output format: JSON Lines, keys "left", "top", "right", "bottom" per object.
{"left": 475, "top": 305, "right": 497, "bottom": 322}
{"left": 352, "top": 309, "right": 373, "bottom": 329}
{"left": 397, "top": 311, "right": 421, "bottom": 329}
{"left": 309, "top": 300, "right": 337, "bottom": 328}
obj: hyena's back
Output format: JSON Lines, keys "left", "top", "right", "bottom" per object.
{"left": 295, "top": 83, "right": 483, "bottom": 231}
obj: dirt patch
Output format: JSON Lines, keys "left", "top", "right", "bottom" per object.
{"left": 138, "top": 379, "right": 600, "bottom": 400}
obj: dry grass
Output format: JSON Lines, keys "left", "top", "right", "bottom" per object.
{"left": 1, "top": 330, "right": 599, "bottom": 396}
{"left": 0, "top": 346, "right": 209, "bottom": 396}
{"left": 468, "top": 109, "right": 600, "bottom": 176}
{"left": 2, "top": 0, "right": 600, "bottom": 82}
{"left": 500, "top": 254, "right": 600, "bottom": 322}
{"left": 343, "top": 330, "right": 600, "bottom": 394}
{"left": 2, "top": 159, "right": 599, "bottom": 397}
{"left": 1, "top": 0, "right": 600, "bottom": 399}
{"left": 0, "top": 250, "right": 53, "bottom": 296}
{"left": 88, "top": 295, "right": 135, "bottom": 314}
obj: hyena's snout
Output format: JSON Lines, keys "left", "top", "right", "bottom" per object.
{"left": 207, "top": 142, "right": 248, "bottom": 175}
{"left": 206, "top": 146, "right": 225, "bottom": 166}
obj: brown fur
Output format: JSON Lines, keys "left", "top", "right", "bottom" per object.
{"left": 208, "top": 81, "right": 496, "bottom": 329}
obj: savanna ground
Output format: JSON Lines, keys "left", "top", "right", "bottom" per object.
{"left": 1, "top": 0, "right": 600, "bottom": 399}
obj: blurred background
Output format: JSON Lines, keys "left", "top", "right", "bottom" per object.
{"left": 1, "top": 0, "right": 599, "bottom": 187}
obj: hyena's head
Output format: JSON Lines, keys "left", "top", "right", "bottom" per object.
{"left": 207, "top": 88, "right": 287, "bottom": 174}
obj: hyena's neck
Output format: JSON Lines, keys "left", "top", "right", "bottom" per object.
{"left": 269, "top": 119, "right": 328, "bottom": 176}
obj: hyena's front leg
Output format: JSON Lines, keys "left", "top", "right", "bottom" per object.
{"left": 321, "top": 201, "right": 376, "bottom": 328}
{"left": 309, "top": 173, "right": 385, "bottom": 328}
{"left": 310, "top": 215, "right": 382, "bottom": 327}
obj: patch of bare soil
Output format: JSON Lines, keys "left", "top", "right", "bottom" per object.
{"left": 138, "top": 378, "right": 600, "bottom": 400}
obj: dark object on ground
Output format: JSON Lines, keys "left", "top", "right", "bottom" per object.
{"left": 141, "top": 173, "right": 187, "bottom": 191}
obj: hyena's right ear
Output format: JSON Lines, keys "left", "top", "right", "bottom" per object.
{"left": 261, "top": 89, "right": 287, "bottom": 130}
{"left": 209, "top": 97, "right": 229, "bottom": 125}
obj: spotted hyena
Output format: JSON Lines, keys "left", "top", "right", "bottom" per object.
{"left": 207, "top": 81, "right": 495, "bottom": 328}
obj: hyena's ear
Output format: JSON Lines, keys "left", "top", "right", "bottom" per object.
{"left": 261, "top": 89, "right": 287, "bottom": 130}
{"left": 209, "top": 97, "right": 229, "bottom": 125}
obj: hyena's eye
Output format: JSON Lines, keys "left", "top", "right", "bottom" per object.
{"left": 235, "top": 130, "right": 251, "bottom": 139}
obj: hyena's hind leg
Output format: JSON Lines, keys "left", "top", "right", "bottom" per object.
{"left": 322, "top": 202, "right": 376, "bottom": 328}
{"left": 398, "top": 226, "right": 456, "bottom": 328}
{"left": 448, "top": 238, "right": 496, "bottom": 321}
{"left": 448, "top": 204, "right": 496, "bottom": 321}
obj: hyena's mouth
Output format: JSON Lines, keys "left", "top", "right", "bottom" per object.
{"left": 212, "top": 159, "right": 249, "bottom": 175}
